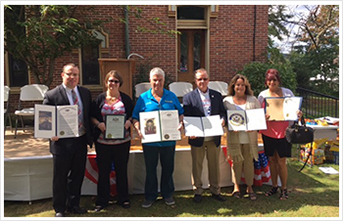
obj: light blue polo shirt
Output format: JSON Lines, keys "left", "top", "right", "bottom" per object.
{"left": 132, "top": 88, "right": 184, "bottom": 147}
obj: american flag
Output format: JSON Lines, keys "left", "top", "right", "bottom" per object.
{"left": 222, "top": 146, "right": 271, "bottom": 186}
{"left": 85, "top": 154, "right": 117, "bottom": 196}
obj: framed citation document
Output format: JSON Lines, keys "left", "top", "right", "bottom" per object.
{"left": 105, "top": 114, "right": 126, "bottom": 139}
{"left": 139, "top": 110, "right": 181, "bottom": 143}
{"left": 265, "top": 97, "right": 302, "bottom": 121}
{"left": 183, "top": 115, "right": 224, "bottom": 137}
{"left": 34, "top": 104, "right": 78, "bottom": 139}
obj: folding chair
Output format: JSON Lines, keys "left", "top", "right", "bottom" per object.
{"left": 14, "top": 84, "right": 49, "bottom": 138}
{"left": 4, "top": 86, "right": 13, "bottom": 132}
{"left": 168, "top": 82, "right": 193, "bottom": 104}
{"left": 208, "top": 81, "right": 228, "bottom": 96}
{"left": 135, "top": 82, "right": 151, "bottom": 99}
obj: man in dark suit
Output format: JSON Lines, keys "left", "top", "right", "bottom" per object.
{"left": 183, "top": 68, "right": 227, "bottom": 203}
{"left": 43, "top": 63, "right": 92, "bottom": 217}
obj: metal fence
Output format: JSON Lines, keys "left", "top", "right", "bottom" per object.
{"left": 296, "top": 87, "right": 339, "bottom": 119}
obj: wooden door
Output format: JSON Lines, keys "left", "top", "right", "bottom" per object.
{"left": 98, "top": 59, "right": 135, "bottom": 98}
{"left": 177, "top": 29, "right": 205, "bottom": 86}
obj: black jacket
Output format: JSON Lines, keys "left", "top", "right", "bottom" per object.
{"left": 91, "top": 91, "right": 133, "bottom": 142}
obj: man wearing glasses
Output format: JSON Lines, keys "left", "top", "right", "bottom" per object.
{"left": 183, "top": 68, "right": 227, "bottom": 203}
{"left": 43, "top": 63, "right": 93, "bottom": 217}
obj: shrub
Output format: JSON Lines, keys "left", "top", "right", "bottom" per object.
{"left": 237, "top": 61, "right": 297, "bottom": 97}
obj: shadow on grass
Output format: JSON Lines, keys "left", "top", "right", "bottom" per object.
{"left": 4, "top": 159, "right": 339, "bottom": 218}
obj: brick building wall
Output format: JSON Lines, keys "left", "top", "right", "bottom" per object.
{"left": 209, "top": 5, "right": 268, "bottom": 81}
{"left": 4, "top": 5, "right": 268, "bottom": 111}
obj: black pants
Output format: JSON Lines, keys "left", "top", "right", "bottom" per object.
{"left": 95, "top": 141, "right": 130, "bottom": 206}
{"left": 52, "top": 136, "right": 88, "bottom": 213}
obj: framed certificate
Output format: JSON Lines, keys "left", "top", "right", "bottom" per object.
{"left": 227, "top": 108, "right": 267, "bottom": 131}
{"left": 139, "top": 110, "right": 181, "bottom": 143}
{"left": 265, "top": 97, "right": 302, "bottom": 121}
{"left": 105, "top": 114, "right": 126, "bottom": 139}
{"left": 34, "top": 104, "right": 78, "bottom": 139}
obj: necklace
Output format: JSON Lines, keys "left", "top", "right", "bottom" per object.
{"left": 107, "top": 92, "right": 119, "bottom": 102}
{"left": 108, "top": 96, "right": 117, "bottom": 101}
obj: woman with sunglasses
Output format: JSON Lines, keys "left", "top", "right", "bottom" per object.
{"left": 91, "top": 70, "right": 133, "bottom": 211}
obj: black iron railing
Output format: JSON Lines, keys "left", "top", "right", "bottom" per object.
{"left": 296, "top": 87, "right": 339, "bottom": 119}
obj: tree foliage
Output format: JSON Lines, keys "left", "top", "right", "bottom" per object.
{"left": 267, "top": 5, "right": 339, "bottom": 97}
{"left": 238, "top": 61, "right": 297, "bottom": 97}
{"left": 4, "top": 5, "right": 103, "bottom": 87}
{"left": 290, "top": 5, "right": 339, "bottom": 97}
{"left": 268, "top": 5, "right": 292, "bottom": 48}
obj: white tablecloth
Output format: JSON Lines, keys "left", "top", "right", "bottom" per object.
{"left": 4, "top": 147, "right": 233, "bottom": 201}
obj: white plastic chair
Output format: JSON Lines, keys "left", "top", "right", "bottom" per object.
{"left": 14, "top": 84, "right": 49, "bottom": 138}
{"left": 208, "top": 81, "right": 228, "bottom": 96}
{"left": 4, "top": 86, "right": 13, "bottom": 132}
{"left": 168, "top": 82, "right": 193, "bottom": 98}
{"left": 135, "top": 82, "right": 151, "bottom": 98}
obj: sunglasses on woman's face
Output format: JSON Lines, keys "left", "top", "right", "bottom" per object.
{"left": 108, "top": 79, "right": 120, "bottom": 84}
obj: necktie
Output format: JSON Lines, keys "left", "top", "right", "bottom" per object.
{"left": 71, "top": 89, "right": 85, "bottom": 135}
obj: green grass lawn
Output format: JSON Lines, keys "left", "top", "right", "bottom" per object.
{"left": 3, "top": 156, "right": 340, "bottom": 218}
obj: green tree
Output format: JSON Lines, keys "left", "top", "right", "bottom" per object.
{"left": 4, "top": 5, "right": 103, "bottom": 87}
{"left": 268, "top": 5, "right": 292, "bottom": 48}
{"left": 290, "top": 5, "right": 339, "bottom": 96}
{"left": 238, "top": 61, "right": 297, "bottom": 97}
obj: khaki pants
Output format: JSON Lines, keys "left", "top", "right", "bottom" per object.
{"left": 191, "top": 140, "right": 221, "bottom": 195}
{"left": 231, "top": 144, "right": 254, "bottom": 186}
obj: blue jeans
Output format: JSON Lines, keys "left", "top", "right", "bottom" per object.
{"left": 142, "top": 145, "right": 175, "bottom": 201}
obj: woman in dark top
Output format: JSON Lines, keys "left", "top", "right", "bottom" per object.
{"left": 91, "top": 70, "right": 133, "bottom": 211}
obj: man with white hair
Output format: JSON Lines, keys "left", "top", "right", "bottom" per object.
{"left": 132, "top": 67, "right": 184, "bottom": 208}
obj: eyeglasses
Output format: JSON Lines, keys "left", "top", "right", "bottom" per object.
{"left": 64, "top": 72, "right": 79, "bottom": 77}
{"left": 108, "top": 79, "right": 120, "bottom": 84}
{"left": 196, "top": 78, "right": 208, "bottom": 81}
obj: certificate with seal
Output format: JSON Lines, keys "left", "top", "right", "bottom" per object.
{"left": 265, "top": 97, "right": 302, "bottom": 121}
{"left": 160, "top": 110, "right": 181, "bottom": 141}
{"left": 227, "top": 108, "right": 266, "bottom": 131}
{"left": 105, "top": 114, "right": 126, "bottom": 139}
{"left": 34, "top": 104, "right": 78, "bottom": 138}
{"left": 139, "top": 110, "right": 181, "bottom": 143}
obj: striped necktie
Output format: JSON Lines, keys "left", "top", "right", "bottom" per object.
{"left": 71, "top": 89, "right": 85, "bottom": 135}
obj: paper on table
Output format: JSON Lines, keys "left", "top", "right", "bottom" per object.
{"left": 318, "top": 167, "right": 339, "bottom": 175}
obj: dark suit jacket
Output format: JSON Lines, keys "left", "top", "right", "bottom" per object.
{"left": 183, "top": 88, "right": 227, "bottom": 147}
{"left": 43, "top": 84, "right": 93, "bottom": 155}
